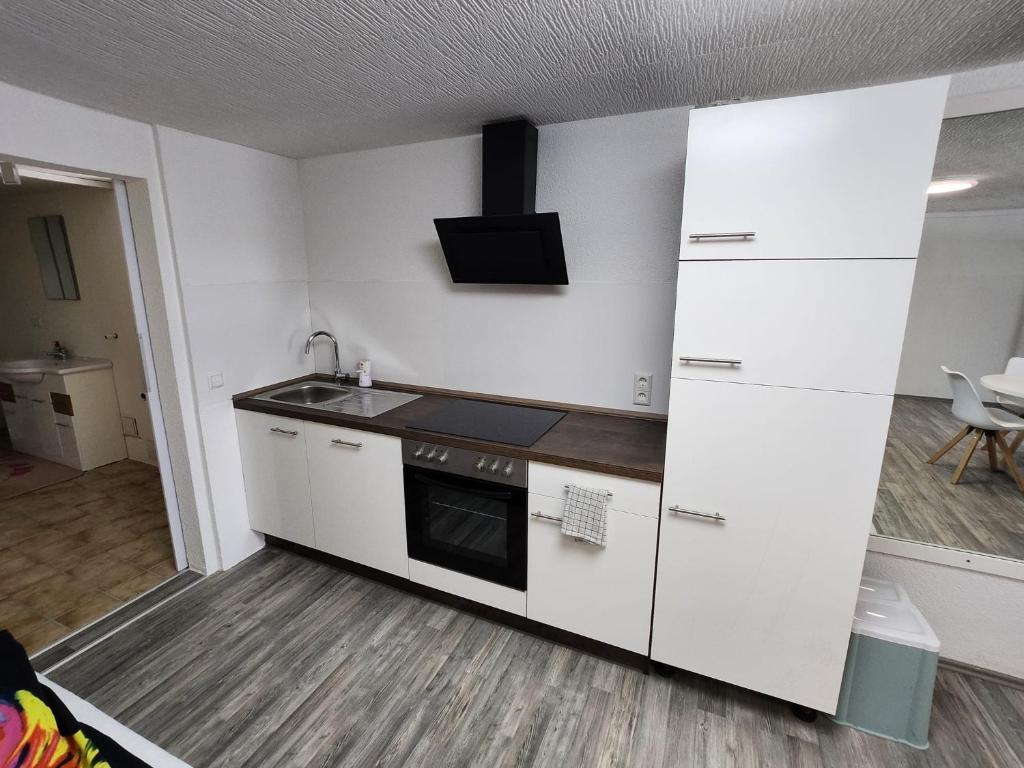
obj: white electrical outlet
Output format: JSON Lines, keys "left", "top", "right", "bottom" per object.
{"left": 633, "top": 372, "right": 653, "bottom": 406}
{"left": 208, "top": 373, "right": 224, "bottom": 390}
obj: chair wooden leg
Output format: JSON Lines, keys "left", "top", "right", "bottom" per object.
{"left": 985, "top": 432, "right": 1000, "bottom": 471}
{"left": 994, "top": 433, "right": 1024, "bottom": 494}
{"left": 1010, "top": 431, "right": 1024, "bottom": 454}
{"left": 928, "top": 425, "right": 972, "bottom": 464}
{"left": 951, "top": 430, "right": 984, "bottom": 484}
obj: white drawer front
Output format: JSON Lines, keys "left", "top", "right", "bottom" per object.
{"left": 528, "top": 462, "right": 660, "bottom": 519}
{"left": 678, "top": 79, "right": 946, "bottom": 262}
{"left": 409, "top": 559, "right": 526, "bottom": 616}
{"left": 652, "top": 379, "right": 892, "bottom": 713}
{"left": 671, "top": 259, "right": 916, "bottom": 394}
{"left": 527, "top": 494, "right": 656, "bottom": 654}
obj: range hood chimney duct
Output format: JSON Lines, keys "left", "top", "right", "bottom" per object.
{"left": 482, "top": 120, "right": 538, "bottom": 216}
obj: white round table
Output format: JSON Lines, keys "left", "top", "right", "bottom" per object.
{"left": 981, "top": 374, "right": 1024, "bottom": 403}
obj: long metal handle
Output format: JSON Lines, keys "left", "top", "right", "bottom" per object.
{"left": 531, "top": 511, "right": 563, "bottom": 523}
{"left": 330, "top": 439, "right": 363, "bottom": 448}
{"left": 269, "top": 427, "right": 298, "bottom": 436}
{"left": 669, "top": 505, "right": 726, "bottom": 522}
{"left": 563, "top": 484, "right": 612, "bottom": 499}
{"left": 678, "top": 357, "right": 742, "bottom": 366}
{"left": 688, "top": 232, "right": 755, "bottom": 241}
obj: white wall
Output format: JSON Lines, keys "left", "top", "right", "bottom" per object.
{"left": 896, "top": 210, "right": 1024, "bottom": 397}
{"left": 299, "top": 108, "right": 688, "bottom": 413}
{"left": 0, "top": 185, "right": 156, "bottom": 463}
{"left": 863, "top": 551, "right": 1024, "bottom": 678}
{"left": 154, "top": 127, "right": 312, "bottom": 569}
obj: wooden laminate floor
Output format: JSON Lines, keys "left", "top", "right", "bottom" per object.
{"left": 0, "top": 459, "right": 177, "bottom": 654}
{"left": 873, "top": 397, "right": 1024, "bottom": 560}
{"left": 49, "top": 548, "right": 1024, "bottom": 768}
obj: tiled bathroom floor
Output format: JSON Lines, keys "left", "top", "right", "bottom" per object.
{"left": 0, "top": 459, "right": 177, "bottom": 655}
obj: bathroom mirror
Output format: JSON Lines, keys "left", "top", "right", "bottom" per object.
{"left": 871, "top": 106, "right": 1024, "bottom": 566}
{"left": 28, "top": 213, "right": 80, "bottom": 300}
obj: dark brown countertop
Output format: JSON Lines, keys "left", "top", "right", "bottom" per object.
{"left": 233, "top": 375, "right": 667, "bottom": 482}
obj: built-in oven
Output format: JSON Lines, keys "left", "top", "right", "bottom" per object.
{"left": 403, "top": 440, "right": 527, "bottom": 590}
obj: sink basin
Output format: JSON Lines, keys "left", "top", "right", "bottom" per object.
{"left": 256, "top": 381, "right": 422, "bottom": 418}
{"left": 268, "top": 383, "right": 353, "bottom": 405}
{"left": 0, "top": 356, "right": 112, "bottom": 384}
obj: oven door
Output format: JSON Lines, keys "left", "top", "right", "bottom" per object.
{"left": 404, "top": 465, "right": 527, "bottom": 590}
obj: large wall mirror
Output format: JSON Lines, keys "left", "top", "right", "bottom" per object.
{"left": 871, "top": 105, "right": 1024, "bottom": 568}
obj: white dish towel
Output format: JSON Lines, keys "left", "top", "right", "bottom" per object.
{"left": 560, "top": 484, "right": 610, "bottom": 546}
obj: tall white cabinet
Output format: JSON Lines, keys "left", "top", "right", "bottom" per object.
{"left": 651, "top": 77, "right": 949, "bottom": 714}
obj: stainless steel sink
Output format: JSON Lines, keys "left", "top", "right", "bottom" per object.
{"left": 268, "top": 383, "right": 353, "bottom": 405}
{"left": 256, "top": 381, "right": 421, "bottom": 418}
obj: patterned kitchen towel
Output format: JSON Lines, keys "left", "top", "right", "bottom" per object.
{"left": 560, "top": 484, "right": 610, "bottom": 546}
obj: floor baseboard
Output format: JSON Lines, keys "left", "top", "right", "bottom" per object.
{"left": 939, "top": 657, "right": 1024, "bottom": 691}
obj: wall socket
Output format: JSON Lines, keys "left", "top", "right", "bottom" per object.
{"left": 633, "top": 372, "right": 653, "bottom": 406}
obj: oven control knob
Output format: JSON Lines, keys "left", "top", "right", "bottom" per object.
{"left": 437, "top": 450, "right": 449, "bottom": 465}
{"left": 413, "top": 445, "right": 425, "bottom": 459}
{"left": 502, "top": 462, "right": 514, "bottom": 478}
{"left": 474, "top": 457, "right": 487, "bottom": 471}
{"left": 426, "top": 448, "right": 437, "bottom": 461}
{"left": 488, "top": 459, "right": 500, "bottom": 474}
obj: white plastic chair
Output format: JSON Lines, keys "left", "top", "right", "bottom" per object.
{"left": 927, "top": 366, "right": 1024, "bottom": 492}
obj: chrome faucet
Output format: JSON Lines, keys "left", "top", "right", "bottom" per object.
{"left": 47, "top": 341, "right": 69, "bottom": 361}
{"left": 304, "top": 330, "right": 345, "bottom": 384}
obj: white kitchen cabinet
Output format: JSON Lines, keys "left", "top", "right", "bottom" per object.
{"left": 678, "top": 78, "right": 947, "bottom": 262}
{"left": 671, "top": 259, "right": 917, "bottom": 394}
{"left": 527, "top": 493, "right": 657, "bottom": 654}
{"left": 305, "top": 422, "right": 408, "bottom": 578}
{"left": 235, "top": 410, "right": 315, "bottom": 547}
{"left": 527, "top": 462, "right": 660, "bottom": 653}
{"left": 651, "top": 379, "right": 893, "bottom": 713}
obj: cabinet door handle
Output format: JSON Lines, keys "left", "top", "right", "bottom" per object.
{"left": 531, "top": 511, "right": 563, "bottom": 523}
{"left": 687, "top": 232, "right": 755, "bottom": 241}
{"left": 678, "top": 357, "right": 742, "bottom": 366}
{"left": 330, "top": 439, "right": 363, "bottom": 448}
{"left": 668, "top": 505, "right": 726, "bottom": 522}
{"left": 269, "top": 427, "right": 298, "bottom": 436}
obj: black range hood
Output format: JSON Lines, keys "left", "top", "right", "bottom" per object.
{"left": 434, "top": 119, "right": 568, "bottom": 285}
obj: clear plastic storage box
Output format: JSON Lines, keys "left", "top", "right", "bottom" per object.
{"left": 832, "top": 577, "right": 940, "bottom": 749}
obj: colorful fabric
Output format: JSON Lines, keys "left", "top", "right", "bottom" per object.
{"left": 0, "top": 631, "right": 150, "bottom": 768}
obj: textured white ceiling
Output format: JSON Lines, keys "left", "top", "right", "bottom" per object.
{"left": 929, "top": 108, "right": 1024, "bottom": 212}
{"left": 0, "top": 1, "right": 1022, "bottom": 158}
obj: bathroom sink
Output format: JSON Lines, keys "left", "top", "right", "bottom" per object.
{"left": 268, "top": 383, "right": 354, "bottom": 405}
{"left": 0, "top": 356, "right": 112, "bottom": 384}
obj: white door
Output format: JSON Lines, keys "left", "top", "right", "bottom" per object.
{"left": 306, "top": 422, "right": 408, "bottom": 578}
{"left": 527, "top": 493, "right": 657, "bottom": 654}
{"left": 652, "top": 379, "right": 893, "bottom": 714}
{"left": 678, "top": 78, "right": 948, "bottom": 261}
{"left": 671, "top": 259, "right": 917, "bottom": 394}
{"left": 235, "top": 410, "right": 315, "bottom": 547}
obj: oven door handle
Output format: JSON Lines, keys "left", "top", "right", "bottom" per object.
{"left": 412, "top": 472, "right": 514, "bottom": 500}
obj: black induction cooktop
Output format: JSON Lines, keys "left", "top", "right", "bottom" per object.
{"left": 407, "top": 399, "right": 567, "bottom": 447}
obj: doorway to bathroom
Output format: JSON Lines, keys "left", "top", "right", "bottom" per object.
{"left": 0, "top": 165, "right": 186, "bottom": 655}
